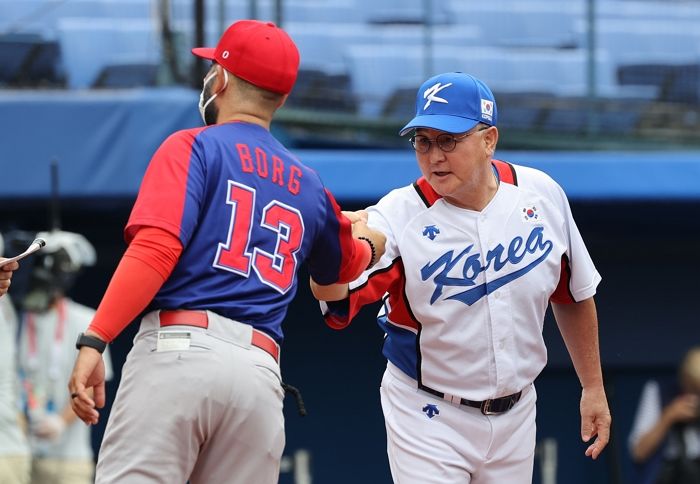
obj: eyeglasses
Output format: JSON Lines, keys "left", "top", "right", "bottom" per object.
{"left": 409, "top": 126, "right": 490, "bottom": 154}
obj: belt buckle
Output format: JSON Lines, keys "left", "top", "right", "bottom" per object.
{"left": 480, "top": 399, "right": 496, "bottom": 415}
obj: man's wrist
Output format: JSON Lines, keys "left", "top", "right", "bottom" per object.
{"left": 75, "top": 332, "right": 107, "bottom": 354}
{"left": 357, "top": 236, "right": 377, "bottom": 269}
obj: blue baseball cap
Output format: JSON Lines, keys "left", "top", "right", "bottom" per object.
{"left": 399, "top": 72, "right": 498, "bottom": 136}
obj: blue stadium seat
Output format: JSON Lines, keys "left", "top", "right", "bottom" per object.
{"left": 597, "top": 0, "right": 700, "bottom": 24}
{"left": 92, "top": 63, "right": 159, "bottom": 89}
{"left": 618, "top": 63, "right": 700, "bottom": 104}
{"left": 595, "top": 19, "right": 700, "bottom": 65}
{"left": 342, "top": 45, "right": 430, "bottom": 116}
{"left": 0, "top": 0, "right": 154, "bottom": 40}
{"left": 0, "top": 33, "right": 43, "bottom": 84}
{"left": 494, "top": 93, "right": 554, "bottom": 131}
{"left": 286, "top": 69, "right": 357, "bottom": 113}
{"left": 345, "top": 45, "right": 594, "bottom": 116}
{"left": 356, "top": 0, "right": 452, "bottom": 25}
{"left": 57, "top": 18, "right": 161, "bottom": 89}
{"left": 448, "top": 1, "right": 585, "bottom": 49}
{"left": 168, "top": 0, "right": 364, "bottom": 24}
{"left": 0, "top": 33, "right": 64, "bottom": 87}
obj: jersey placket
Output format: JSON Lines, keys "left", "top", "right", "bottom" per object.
{"left": 477, "top": 212, "right": 516, "bottom": 398}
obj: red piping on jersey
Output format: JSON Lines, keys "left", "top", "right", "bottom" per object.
{"left": 413, "top": 159, "right": 518, "bottom": 208}
{"left": 413, "top": 177, "right": 441, "bottom": 207}
{"left": 382, "top": 261, "right": 420, "bottom": 333}
{"left": 550, "top": 254, "right": 576, "bottom": 304}
{"left": 325, "top": 257, "right": 421, "bottom": 333}
{"left": 492, "top": 159, "right": 518, "bottom": 185}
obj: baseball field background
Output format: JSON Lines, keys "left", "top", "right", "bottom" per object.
{"left": 1, "top": 1, "right": 699, "bottom": 483}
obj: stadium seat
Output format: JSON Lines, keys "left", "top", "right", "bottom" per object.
{"left": 619, "top": 63, "right": 700, "bottom": 104}
{"left": 0, "top": 0, "right": 154, "bottom": 40}
{"left": 448, "top": 1, "right": 585, "bottom": 49}
{"left": 666, "top": 64, "right": 700, "bottom": 104}
{"left": 594, "top": 19, "right": 700, "bottom": 65}
{"left": 494, "top": 92, "right": 554, "bottom": 131}
{"left": 92, "top": 63, "right": 160, "bottom": 89}
{"left": 358, "top": 0, "right": 452, "bottom": 25}
{"left": 57, "top": 18, "right": 162, "bottom": 89}
{"left": 381, "top": 87, "right": 415, "bottom": 120}
{"left": 286, "top": 69, "right": 357, "bottom": 113}
{"left": 597, "top": 0, "right": 700, "bottom": 24}
{"left": 0, "top": 33, "right": 65, "bottom": 87}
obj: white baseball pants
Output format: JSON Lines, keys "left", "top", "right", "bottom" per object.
{"left": 381, "top": 362, "right": 536, "bottom": 484}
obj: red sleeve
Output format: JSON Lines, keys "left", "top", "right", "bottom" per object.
{"left": 88, "top": 227, "right": 183, "bottom": 342}
{"left": 308, "top": 189, "right": 373, "bottom": 285}
{"left": 326, "top": 191, "right": 374, "bottom": 283}
{"left": 337, "top": 236, "right": 372, "bottom": 283}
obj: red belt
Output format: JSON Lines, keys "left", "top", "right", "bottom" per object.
{"left": 159, "top": 310, "right": 280, "bottom": 364}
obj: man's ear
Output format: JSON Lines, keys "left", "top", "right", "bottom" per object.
{"left": 212, "top": 65, "right": 229, "bottom": 94}
{"left": 484, "top": 126, "right": 499, "bottom": 155}
{"left": 277, "top": 93, "right": 289, "bottom": 109}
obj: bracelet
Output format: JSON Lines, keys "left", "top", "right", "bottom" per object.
{"left": 357, "top": 236, "right": 377, "bottom": 270}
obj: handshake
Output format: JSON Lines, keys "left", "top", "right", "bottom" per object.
{"left": 343, "top": 210, "right": 386, "bottom": 269}
{"left": 309, "top": 210, "right": 387, "bottom": 302}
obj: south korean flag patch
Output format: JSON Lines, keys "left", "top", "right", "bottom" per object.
{"left": 481, "top": 99, "right": 494, "bottom": 122}
{"left": 522, "top": 205, "right": 541, "bottom": 223}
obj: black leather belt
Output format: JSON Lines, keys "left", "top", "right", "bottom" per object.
{"left": 421, "top": 385, "right": 523, "bottom": 415}
{"left": 462, "top": 392, "right": 522, "bottom": 415}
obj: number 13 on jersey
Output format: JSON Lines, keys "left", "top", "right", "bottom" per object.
{"left": 214, "top": 180, "right": 305, "bottom": 294}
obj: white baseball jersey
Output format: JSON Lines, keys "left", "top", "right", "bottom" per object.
{"left": 323, "top": 160, "right": 601, "bottom": 401}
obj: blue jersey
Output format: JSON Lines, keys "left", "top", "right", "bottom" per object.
{"left": 126, "top": 122, "right": 356, "bottom": 342}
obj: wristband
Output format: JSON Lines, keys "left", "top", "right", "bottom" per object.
{"left": 357, "top": 236, "right": 377, "bottom": 270}
{"left": 75, "top": 333, "right": 107, "bottom": 354}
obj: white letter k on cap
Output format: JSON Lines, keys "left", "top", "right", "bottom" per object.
{"left": 423, "top": 82, "right": 453, "bottom": 110}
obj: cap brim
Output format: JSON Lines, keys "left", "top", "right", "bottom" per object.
{"left": 399, "top": 115, "right": 480, "bottom": 136}
{"left": 191, "top": 47, "right": 216, "bottom": 59}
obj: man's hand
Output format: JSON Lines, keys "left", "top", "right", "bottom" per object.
{"left": 580, "top": 385, "right": 611, "bottom": 460}
{"left": 341, "top": 210, "right": 368, "bottom": 224}
{"left": 0, "top": 259, "right": 19, "bottom": 297}
{"left": 68, "top": 341, "right": 107, "bottom": 425}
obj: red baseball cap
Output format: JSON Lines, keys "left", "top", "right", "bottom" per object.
{"left": 191, "top": 20, "right": 300, "bottom": 95}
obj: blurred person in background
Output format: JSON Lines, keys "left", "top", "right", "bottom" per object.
{"left": 311, "top": 71, "right": 610, "bottom": 484}
{"left": 16, "top": 230, "right": 112, "bottom": 484}
{"left": 630, "top": 347, "right": 700, "bottom": 484}
{"left": 0, "top": 233, "right": 31, "bottom": 484}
